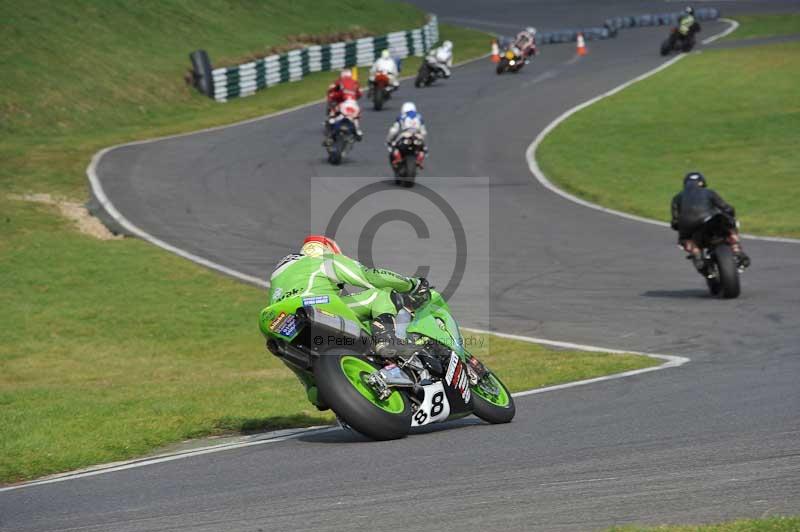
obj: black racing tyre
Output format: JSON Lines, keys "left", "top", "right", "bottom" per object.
{"left": 314, "top": 349, "right": 412, "bottom": 440}
{"left": 373, "top": 88, "right": 384, "bottom": 111}
{"left": 660, "top": 37, "right": 673, "bottom": 56}
{"left": 496, "top": 58, "right": 508, "bottom": 75}
{"left": 393, "top": 157, "right": 406, "bottom": 178}
{"left": 415, "top": 64, "right": 429, "bottom": 88}
{"left": 471, "top": 371, "right": 515, "bottom": 424}
{"left": 402, "top": 155, "right": 416, "bottom": 187}
{"left": 715, "top": 244, "right": 740, "bottom": 299}
{"left": 328, "top": 137, "right": 344, "bottom": 165}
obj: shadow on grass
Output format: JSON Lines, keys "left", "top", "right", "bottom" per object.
{"left": 212, "top": 413, "right": 332, "bottom": 435}
{"left": 641, "top": 289, "right": 709, "bottom": 299}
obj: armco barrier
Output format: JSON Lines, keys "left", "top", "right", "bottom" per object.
{"left": 207, "top": 16, "right": 438, "bottom": 102}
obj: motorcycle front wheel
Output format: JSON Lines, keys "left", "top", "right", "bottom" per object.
{"left": 471, "top": 370, "right": 515, "bottom": 424}
{"left": 315, "top": 349, "right": 412, "bottom": 440}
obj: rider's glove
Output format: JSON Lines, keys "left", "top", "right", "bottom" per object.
{"left": 408, "top": 278, "right": 431, "bottom": 308}
{"left": 386, "top": 143, "right": 394, "bottom": 152}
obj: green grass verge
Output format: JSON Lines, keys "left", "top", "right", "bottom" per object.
{"left": 537, "top": 40, "right": 800, "bottom": 238}
{"left": 607, "top": 516, "right": 800, "bottom": 531}
{"left": 0, "top": 1, "right": 653, "bottom": 483}
{"left": 723, "top": 13, "right": 800, "bottom": 41}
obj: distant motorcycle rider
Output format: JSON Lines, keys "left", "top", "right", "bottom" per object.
{"left": 425, "top": 40, "right": 453, "bottom": 79}
{"left": 512, "top": 27, "right": 538, "bottom": 61}
{"left": 323, "top": 97, "right": 363, "bottom": 146}
{"left": 323, "top": 70, "right": 363, "bottom": 144}
{"left": 677, "top": 6, "right": 701, "bottom": 41}
{"left": 386, "top": 102, "right": 428, "bottom": 168}
{"left": 369, "top": 49, "right": 400, "bottom": 92}
{"left": 671, "top": 172, "right": 750, "bottom": 271}
{"left": 267, "top": 235, "right": 431, "bottom": 359}
{"left": 326, "top": 69, "right": 362, "bottom": 114}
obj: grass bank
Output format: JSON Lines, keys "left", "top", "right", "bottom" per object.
{"left": 0, "top": 1, "right": 654, "bottom": 483}
{"left": 722, "top": 13, "right": 800, "bottom": 41}
{"left": 607, "top": 515, "right": 800, "bottom": 531}
{"left": 537, "top": 21, "right": 800, "bottom": 237}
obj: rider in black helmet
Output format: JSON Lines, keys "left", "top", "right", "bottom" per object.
{"left": 671, "top": 172, "right": 750, "bottom": 271}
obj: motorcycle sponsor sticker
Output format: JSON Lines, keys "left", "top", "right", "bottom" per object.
{"left": 411, "top": 381, "right": 450, "bottom": 427}
{"left": 445, "top": 352, "right": 471, "bottom": 404}
{"left": 302, "top": 295, "right": 330, "bottom": 306}
{"left": 269, "top": 312, "right": 288, "bottom": 332}
{"left": 277, "top": 314, "right": 298, "bottom": 338}
{"left": 269, "top": 312, "right": 298, "bottom": 338}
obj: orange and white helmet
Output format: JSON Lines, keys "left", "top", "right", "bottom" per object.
{"left": 301, "top": 235, "right": 342, "bottom": 257}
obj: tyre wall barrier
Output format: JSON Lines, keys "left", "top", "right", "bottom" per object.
{"left": 522, "top": 8, "right": 719, "bottom": 45}
{"left": 201, "top": 16, "right": 438, "bottom": 102}
{"left": 604, "top": 8, "right": 720, "bottom": 36}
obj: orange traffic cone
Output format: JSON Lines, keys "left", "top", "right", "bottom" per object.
{"left": 491, "top": 39, "right": 500, "bottom": 63}
{"left": 576, "top": 33, "right": 587, "bottom": 56}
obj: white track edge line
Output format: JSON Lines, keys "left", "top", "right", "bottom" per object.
{"left": 702, "top": 18, "right": 739, "bottom": 45}
{"left": 526, "top": 18, "right": 800, "bottom": 245}
{"left": 2, "top": 329, "right": 689, "bottom": 493}
{"left": 463, "top": 328, "right": 689, "bottom": 399}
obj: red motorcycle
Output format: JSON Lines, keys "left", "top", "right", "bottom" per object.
{"left": 370, "top": 71, "right": 392, "bottom": 111}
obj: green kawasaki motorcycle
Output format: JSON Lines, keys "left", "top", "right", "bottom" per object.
{"left": 259, "top": 290, "right": 515, "bottom": 440}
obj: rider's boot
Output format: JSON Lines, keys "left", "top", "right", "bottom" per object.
{"left": 372, "top": 313, "right": 417, "bottom": 360}
{"left": 727, "top": 233, "right": 751, "bottom": 269}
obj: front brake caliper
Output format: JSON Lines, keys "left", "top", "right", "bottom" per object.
{"left": 366, "top": 370, "right": 391, "bottom": 400}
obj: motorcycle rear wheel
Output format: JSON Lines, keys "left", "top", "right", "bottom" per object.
{"left": 373, "top": 88, "right": 385, "bottom": 111}
{"left": 714, "top": 244, "right": 740, "bottom": 299}
{"left": 402, "top": 155, "right": 416, "bottom": 187}
{"left": 315, "top": 349, "right": 412, "bottom": 440}
{"left": 415, "top": 64, "right": 429, "bottom": 88}
{"left": 471, "top": 371, "right": 515, "bottom": 424}
{"left": 328, "top": 137, "right": 344, "bottom": 165}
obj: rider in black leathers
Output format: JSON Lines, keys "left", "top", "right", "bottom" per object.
{"left": 671, "top": 172, "right": 750, "bottom": 271}
{"left": 675, "top": 6, "right": 702, "bottom": 49}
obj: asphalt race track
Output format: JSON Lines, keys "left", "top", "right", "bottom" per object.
{"left": 3, "top": 1, "right": 800, "bottom": 531}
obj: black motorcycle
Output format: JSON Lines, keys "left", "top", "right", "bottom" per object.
{"left": 690, "top": 214, "right": 745, "bottom": 299}
{"left": 414, "top": 58, "right": 449, "bottom": 88}
{"left": 390, "top": 131, "right": 425, "bottom": 187}
{"left": 660, "top": 27, "right": 697, "bottom": 56}
{"left": 496, "top": 46, "right": 525, "bottom": 75}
